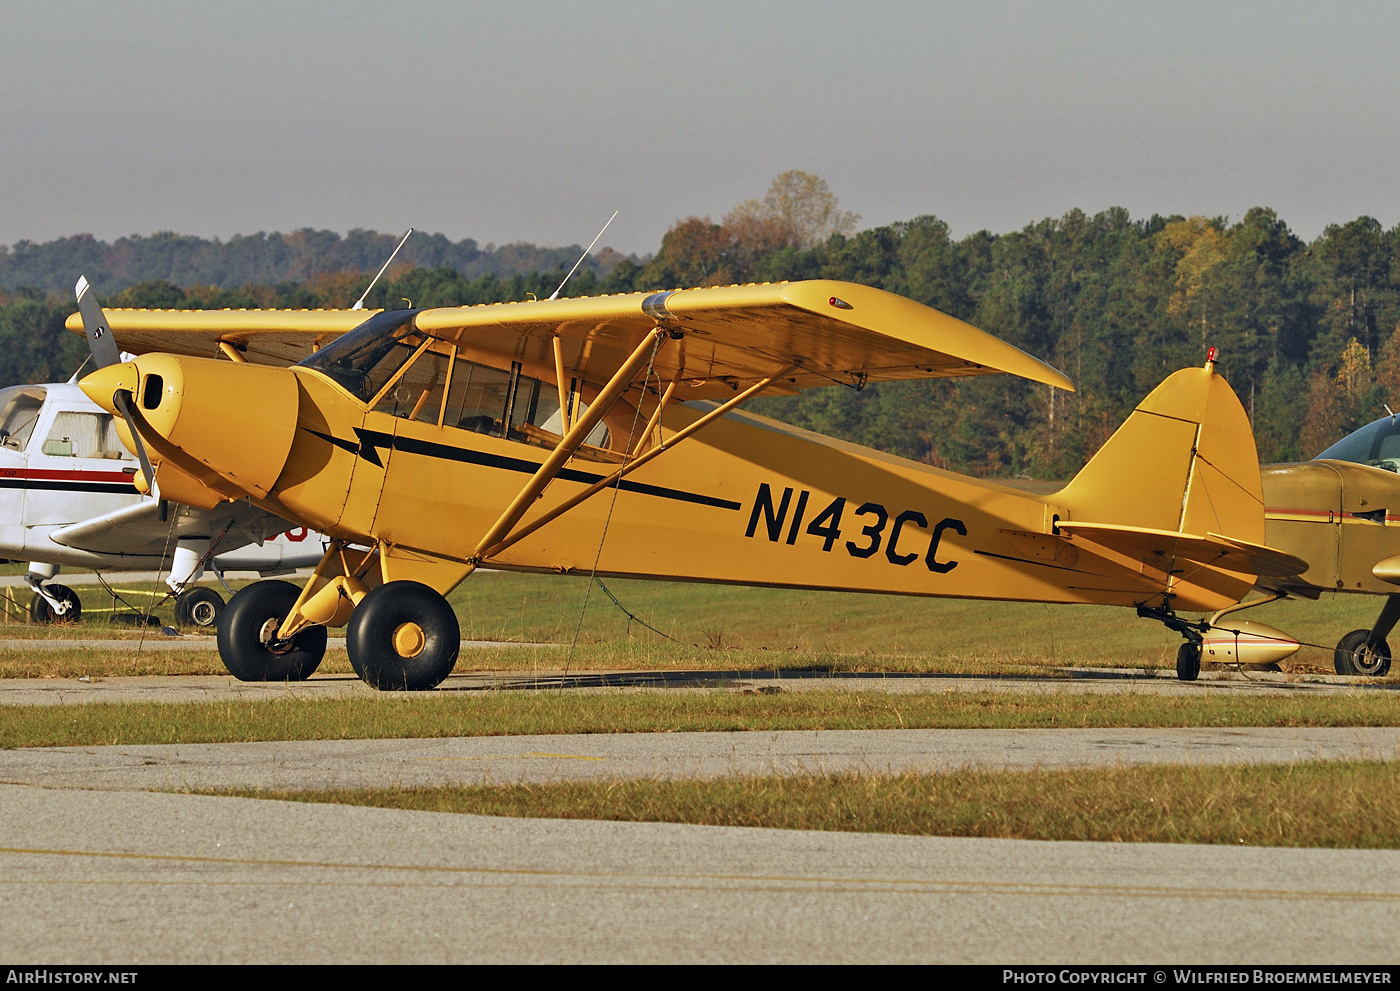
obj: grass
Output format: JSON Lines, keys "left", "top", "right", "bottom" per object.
{"left": 443, "top": 572, "right": 1400, "bottom": 676}
{"left": 8, "top": 688, "right": 1400, "bottom": 749}
{"left": 2, "top": 571, "right": 1392, "bottom": 678}
{"left": 230, "top": 760, "right": 1400, "bottom": 848}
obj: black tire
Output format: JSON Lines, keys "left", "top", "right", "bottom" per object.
{"left": 175, "top": 587, "right": 225, "bottom": 628}
{"left": 346, "top": 581, "right": 460, "bottom": 691}
{"left": 1334, "top": 629, "right": 1392, "bottom": 677}
{"left": 216, "top": 579, "right": 326, "bottom": 682}
{"left": 30, "top": 584, "right": 80, "bottom": 624}
{"left": 1176, "top": 641, "right": 1201, "bottom": 682}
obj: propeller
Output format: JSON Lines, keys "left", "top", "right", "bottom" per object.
{"left": 74, "top": 275, "right": 157, "bottom": 494}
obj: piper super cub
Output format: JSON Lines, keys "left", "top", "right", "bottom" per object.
{"left": 70, "top": 277, "right": 1306, "bottom": 688}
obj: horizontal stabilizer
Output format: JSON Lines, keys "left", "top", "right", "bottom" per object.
{"left": 1056, "top": 522, "right": 1308, "bottom": 579}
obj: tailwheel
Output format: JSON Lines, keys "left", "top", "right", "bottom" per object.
{"left": 1334, "top": 630, "right": 1392, "bottom": 677}
{"left": 30, "top": 584, "right": 81, "bottom": 624}
{"left": 175, "top": 586, "right": 224, "bottom": 629}
{"left": 216, "top": 579, "right": 327, "bottom": 681}
{"left": 1176, "top": 641, "right": 1201, "bottom": 682}
{"left": 347, "top": 581, "right": 460, "bottom": 691}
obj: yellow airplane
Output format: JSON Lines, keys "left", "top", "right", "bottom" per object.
{"left": 70, "top": 279, "right": 1305, "bottom": 689}
{"left": 1250, "top": 419, "right": 1400, "bottom": 676}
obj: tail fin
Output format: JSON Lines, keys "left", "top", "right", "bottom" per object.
{"left": 1056, "top": 364, "right": 1265, "bottom": 546}
{"left": 1050, "top": 364, "right": 1303, "bottom": 609}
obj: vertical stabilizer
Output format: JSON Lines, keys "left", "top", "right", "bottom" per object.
{"left": 1056, "top": 365, "right": 1264, "bottom": 546}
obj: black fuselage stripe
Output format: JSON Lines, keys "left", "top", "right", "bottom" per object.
{"left": 309, "top": 429, "right": 742, "bottom": 511}
{"left": 0, "top": 479, "right": 136, "bottom": 494}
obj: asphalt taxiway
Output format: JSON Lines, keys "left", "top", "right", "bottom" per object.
{"left": 4, "top": 783, "right": 1399, "bottom": 964}
{"left": 5, "top": 640, "right": 1398, "bottom": 963}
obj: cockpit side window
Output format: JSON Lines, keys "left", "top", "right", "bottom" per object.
{"left": 0, "top": 386, "right": 46, "bottom": 453}
{"left": 312, "top": 323, "right": 621, "bottom": 456}
{"left": 372, "top": 345, "right": 452, "bottom": 423}
{"left": 1375, "top": 430, "right": 1400, "bottom": 463}
{"left": 435, "top": 357, "right": 612, "bottom": 451}
{"left": 42, "top": 411, "right": 130, "bottom": 459}
{"left": 443, "top": 360, "right": 513, "bottom": 436}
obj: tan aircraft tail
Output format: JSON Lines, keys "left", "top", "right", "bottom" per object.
{"left": 1052, "top": 363, "right": 1304, "bottom": 609}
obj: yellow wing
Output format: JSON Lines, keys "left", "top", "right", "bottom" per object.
{"left": 68, "top": 280, "right": 1074, "bottom": 397}
{"left": 63, "top": 308, "right": 372, "bottom": 366}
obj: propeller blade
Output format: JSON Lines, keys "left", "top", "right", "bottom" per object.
{"left": 112, "top": 391, "right": 157, "bottom": 496}
{"left": 73, "top": 276, "right": 157, "bottom": 494}
{"left": 74, "top": 275, "right": 122, "bottom": 369}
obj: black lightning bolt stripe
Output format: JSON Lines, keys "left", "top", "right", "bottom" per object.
{"left": 305, "top": 428, "right": 742, "bottom": 511}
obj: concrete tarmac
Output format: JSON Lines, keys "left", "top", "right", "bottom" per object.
{"left": 4, "top": 782, "right": 1400, "bottom": 964}
{"left": 2, "top": 726, "right": 1397, "bottom": 791}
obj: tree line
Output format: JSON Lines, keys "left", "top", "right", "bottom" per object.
{"left": 2, "top": 171, "right": 1396, "bottom": 479}
{"left": 0, "top": 228, "right": 628, "bottom": 296}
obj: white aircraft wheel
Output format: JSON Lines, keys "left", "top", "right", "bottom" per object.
{"left": 1175, "top": 642, "right": 1201, "bottom": 682}
{"left": 175, "top": 587, "right": 225, "bottom": 628}
{"left": 1334, "top": 630, "right": 1392, "bottom": 677}
{"left": 29, "top": 584, "right": 81, "bottom": 624}
{"left": 216, "top": 579, "right": 326, "bottom": 681}
{"left": 346, "top": 581, "right": 460, "bottom": 691}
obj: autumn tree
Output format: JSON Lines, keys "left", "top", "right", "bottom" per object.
{"left": 728, "top": 170, "right": 860, "bottom": 251}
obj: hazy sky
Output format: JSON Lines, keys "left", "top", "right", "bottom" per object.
{"left": 4, "top": 1, "right": 1398, "bottom": 254}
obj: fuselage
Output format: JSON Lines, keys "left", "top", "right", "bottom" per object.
{"left": 82, "top": 345, "right": 1254, "bottom": 613}
{"left": 1262, "top": 460, "right": 1400, "bottom": 595}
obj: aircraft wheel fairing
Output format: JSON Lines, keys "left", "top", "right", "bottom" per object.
{"left": 1176, "top": 642, "right": 1201, "bottom": 682}
{"left": 347, "top": 581, "right": 460, "bottom": 691}
{"left": 30, "top": 585, "right": 81, "bottom": 624}
{"left": 175, "top": 587, "right": 225, "bottom": 628}
{"left": 217, "top": 579, "right": 326, "bottom": 681}
{"left": 1334, "top": 630, "right": 1392, "bottom": 677}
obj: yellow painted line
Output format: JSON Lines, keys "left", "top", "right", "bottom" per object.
{"left": 416, "top": 752, "right": 607, "bottom": 762}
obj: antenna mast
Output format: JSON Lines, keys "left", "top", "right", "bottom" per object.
{"left": 549, "top": 211, "right": 618, "bottom": 301}
{"left": 352, "top": 227, "right": 414, "bottom": 311}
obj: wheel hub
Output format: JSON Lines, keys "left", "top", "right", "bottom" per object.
{"left": 190, "top": 601, "right": 217, "bottom": 626}
{"left": 392, "top": 622, "right": 426, "bottom": 658}
{"left": 1357, "top": 643, "right": 1386, "bottom": 675}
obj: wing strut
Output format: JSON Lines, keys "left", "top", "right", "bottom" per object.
{"left": 468, "top": 327, "right": 669, "bottom": 562}
{"left": 476, "top": 366, "right": 792, "bottom": 562}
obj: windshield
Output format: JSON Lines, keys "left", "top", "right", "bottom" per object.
{"left": 0, "top": 386, "right": 46, "bottom": 453}
{"left": 296, "top": 309, "right": 421, "bottom": 401}
{"left": 1316, "top": 414, "right": 1400, "bottom": 472}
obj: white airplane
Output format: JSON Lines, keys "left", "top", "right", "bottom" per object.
{"left": 0, "top": 378, "right": 326, "bottom": 625}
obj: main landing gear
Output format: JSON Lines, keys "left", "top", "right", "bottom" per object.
{"left": 215, "top": 576, "right": 460, "bottom": 690}
{"left": 217, "top": 580, "right": 328, "bottom": 681}
{"left": 346, "top": 581, "right": 460, "bottom": 691}
{"left": 29, "top": 584, "right": 81, "bottom": 624}
{"left": 1333, "top": 593, "right": 1400, "bottom": 677}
